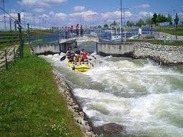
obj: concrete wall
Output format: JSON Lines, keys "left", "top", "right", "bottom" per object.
{"left": 31, "top": 44, "right": 60, "bottom": 55}
{"left": 31, "top": 42, "right": 75, "bottom": 55}
{"left": 96, "top": 42, "right": 135, "bottom": 56}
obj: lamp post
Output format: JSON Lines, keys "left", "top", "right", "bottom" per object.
{"left": 120, "top": 0, "right": 123, "bottom": 42}
{"left": 123, "top": 8, "right": 130, "bottom": 42}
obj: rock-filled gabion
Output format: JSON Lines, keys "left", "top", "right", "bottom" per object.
{"left": 133, "top": 42, "right": 183, "bottom": 65}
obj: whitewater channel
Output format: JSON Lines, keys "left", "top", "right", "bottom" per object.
{"left": 41, "top": 45, "right": 183, "bottom": 137}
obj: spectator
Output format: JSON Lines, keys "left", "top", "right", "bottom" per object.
{"left": 70, "top": 25, "right": 74, "bottom": 37}
{"left": 138, "top": 27, "right": 142, "bottom": 39}
{"left": 65, "top": 26, "right": 68, "bottom": 39}
{"left": 80, "top": 25, "right": 83, "bottom": 37}
{"left": 76, "top": 24, "right": 79, "bottom": 37}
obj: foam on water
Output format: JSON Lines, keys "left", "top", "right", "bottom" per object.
{"left": 73, "top": 88, "right": 183, "bottom": 136}
{"left": 42, "top": 54, "right": 183, "bottom": 136}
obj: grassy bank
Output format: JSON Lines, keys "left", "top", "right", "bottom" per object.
{"left": 0, "top": 46, "right": 83, "bottom": 137}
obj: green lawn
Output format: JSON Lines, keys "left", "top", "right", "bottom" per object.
{"left": 157, "top": 25, "right": 183, "bottom": 36}
{"left": 0, "top": 46, "right": 83, "bottom": 137}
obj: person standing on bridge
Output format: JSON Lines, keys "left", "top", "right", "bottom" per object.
{"left": 65, "top": 26, "right": 68, "bottom": 39}
{"left": 70, "top": 25, "right": 74, "bottom": 37}
{"left": 76, "top": 24, "right": 79, "bottom": 37}
{"left": 80, "top": 25, "right": 83, "bottom": 37}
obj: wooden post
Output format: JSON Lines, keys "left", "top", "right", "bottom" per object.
{"left": 18, "top": 13, "right": 23, "bottom": 58}
{"left": 13, "top": 47, "right": 16, "bottom": 62}
{"left": 14, "top": 21, "right": 17, "bottom": 32}
{"left": 27, "top": 23, "right": 30, "bottom": 44}
{"left": 5, "top": 49, "right": 8, "bottom": 70}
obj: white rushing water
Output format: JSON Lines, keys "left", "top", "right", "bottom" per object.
{"left": 42, "top": 53, "right": 183, "bottom": 137}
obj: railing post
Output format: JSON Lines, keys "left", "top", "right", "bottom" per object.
{"left": 5, "top": 49, "right": 8, "bottom": 70}
{"left": 18, "top": 13, "right": 23, "bottom": 58}
{"left": 96, "top": 42, "right": 98, "bottom": 54}
{"left": 14, "top": 47, "right": 16, "bottom": 62}
{"left": 27, "top": 23, "right": 30, "bottom": 44}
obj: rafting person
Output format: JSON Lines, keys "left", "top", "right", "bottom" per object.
{"left": 73, "top": 48, "right": 82, "bottom": 64}
{"left": 81, "top": 49, "right": 89, "bottom": 62}
{"left": 66, "top": 48, "right": 75, "bottom": 62}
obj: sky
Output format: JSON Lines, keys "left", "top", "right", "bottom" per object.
{"left": 0, "top": 0, "right": 183, "bottom": 30}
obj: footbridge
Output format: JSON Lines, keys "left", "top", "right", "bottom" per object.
{"left": 31, "top": 36, "right": 99, "bottom": 55}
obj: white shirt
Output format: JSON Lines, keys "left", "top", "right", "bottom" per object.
{"left": 138, "top": 28, "right": 142, "bottom": 35}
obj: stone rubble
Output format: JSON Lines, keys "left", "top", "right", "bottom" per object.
{"left": 133, "top": 42, "right": 183, "bottom": 65}
{"left": 53, "top": 69, "right": 98, "bottom": 137}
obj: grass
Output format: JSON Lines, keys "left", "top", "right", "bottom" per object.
{"left": 157, "top": 25, "right": 183, "bottom": 36}
{"left": 0, "top": 29, "right": 53, "bottom": 50}
{"left": 0, "top": 46, "right": 83, "bottom": 137}
{"left": 127, "top": 39, "right": 183, "bottom": 46}
{"left": 150, "top": 40, "right": 183, "bottom": 46}
{"left": 0, "top": 43, "right": 14, "bottom": 50}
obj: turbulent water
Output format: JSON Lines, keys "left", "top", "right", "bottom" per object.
{"left": 42, "top": 45, "right": 183, "bottom": 137}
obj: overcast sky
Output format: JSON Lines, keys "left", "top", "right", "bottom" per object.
{"left": 0, "top": 0, "right": 183, "bottom": 29}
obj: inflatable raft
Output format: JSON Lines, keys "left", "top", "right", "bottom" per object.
{"left": 66, "top": 59, "right": 91, "bottom": 72}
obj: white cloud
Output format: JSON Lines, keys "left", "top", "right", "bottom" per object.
{"left": 18, "top": 0, "right": 67, "bottom": 8}
{"left": 33, "top": 8, "right": 45, "bottom": 13}
{"left": 74, "top": 6, "right": 86, "bottom": 12}
{"left": 70, "top": 10, "right": 98, "bottom": 22}
{"left": 47, "top": 0, "right": 67, "bottom": 5}
{"left": 18, "top": 0, "right": 48, "bottom": 7}
{"left": 48, "top": 11, "right": 55, "bottom": 17}
{"left": 138, "top": 4, "right": 150, "bottom": 8}
{"left": 139, "top": 11, "right": 153, "bottom": 17}
{"left": 55, "top": 12, "right": 67, "bottom": 20}
{"left": 101, "top": 10, "right": 132, "bottom": 20}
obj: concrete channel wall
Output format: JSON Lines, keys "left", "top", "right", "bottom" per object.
{"left": 31, "top": 41, "right": 76, "bottom": 55}
{"left": 96, "top": 42, "right": 183, "bottom": 65}
{"left": 96, "top": 42, "right": 135, "bottom": 56}
{"left": 31, "top": 40, "right": 183, "bottom": 65}
{"left": 31, "top": 44, "right": 61, "bottom": 55}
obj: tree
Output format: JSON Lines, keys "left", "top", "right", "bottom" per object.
{"left": 98, "top": 25, "right": 102, "bottom": 28}
{"left": 110, "top": 21, "right": 118, "bottom": 29}
{"left": 103, "top": 24, "right": 109, "bottom": 29}
{"left": 157, "top": 14, "right": 167, "bottom": 23}
{"left": 136, "top": 19, "right": 145, "bottom": 27}
{"left": 152, "top": 13, "right": 158, "bottom": 25}
{"left": 145, "top": 18, "right": 152, "bottom": 26}
{"left": 167, "top": 14, "right": 172, "bottom": 25}
{"left": 126, "top": 21, "right": 134, "bottom": 27}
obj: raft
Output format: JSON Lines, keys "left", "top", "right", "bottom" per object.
{"left": 65, "top": 59, "right": 91, "bottom": 72}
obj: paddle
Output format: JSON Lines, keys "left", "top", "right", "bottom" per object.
{"left": 60, "top": 55, "right": 66, "bottom": 61}
{"left": 88, "top": 55, "right": 97, "bottom": 67}
{"left": 91, "top": 55, "right": 96, "bottom": 59}
{"left": 88, "top": 55, "right": 96, "bottom": 61}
